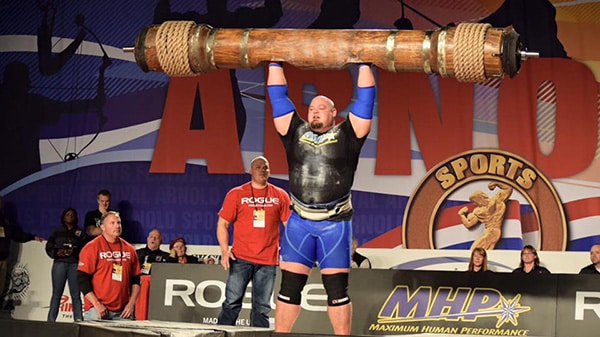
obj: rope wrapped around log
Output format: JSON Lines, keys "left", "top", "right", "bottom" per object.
{"left": 130, "top": 21, "right": 528, "bottom": 83}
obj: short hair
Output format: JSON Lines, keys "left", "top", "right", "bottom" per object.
{"left": 313, "top": 95, "right": 335, "bottom": 110}
{"left": 250, "top": 155, "right": 268, "bottom": 167}
{"left": 97, "top": 189, "right": 111, "bottom": 198}
{"left": 99, "top": 211, "right": 120, "bottom": 225}
{"left": 149, "top": 229, "right": 163, "bottom": 243}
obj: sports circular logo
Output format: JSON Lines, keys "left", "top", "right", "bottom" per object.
{"left": 402, "top": 149, "right": 567, "bottom": 250}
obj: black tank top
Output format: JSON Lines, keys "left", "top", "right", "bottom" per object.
{"left": 281, "top": 113, "right": 366, "bottom": 206}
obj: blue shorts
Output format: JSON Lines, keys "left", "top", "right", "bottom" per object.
{"left": 280, "top": 211, "right": 352, "bottom": 269}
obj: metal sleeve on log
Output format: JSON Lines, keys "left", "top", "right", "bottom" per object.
{"left": 132, "top": 21, "right": 527, "bottom": 82}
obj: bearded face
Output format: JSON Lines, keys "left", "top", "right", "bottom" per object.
{"left": 310, "top": 120, "right": 325, "bottom": 130}
{"left": 308, "top": 96, "right": 336, "bottom": 132}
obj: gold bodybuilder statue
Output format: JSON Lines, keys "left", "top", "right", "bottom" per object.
{"left": 458, "top": 181, "right": 513, "bottom": 250}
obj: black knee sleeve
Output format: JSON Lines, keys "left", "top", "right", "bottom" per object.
{"left": 277, "top": 270, "right": 308, "bottom": 305}
{"left": 322, "top": 273, "right": 350, "bottom": 306}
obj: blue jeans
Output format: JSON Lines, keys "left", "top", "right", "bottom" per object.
{"left": 47, "top": 261, "right": 82, "bottom": 321}
{"left": 217, "top": 258, "right": 276, "bottom": 327}
{"left": 83, "top": 307, "right": 135, "bottom": 321}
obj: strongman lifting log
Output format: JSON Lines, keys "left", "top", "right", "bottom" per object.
{"left": 124, "top": 21, "right": 538, "bottom": 83}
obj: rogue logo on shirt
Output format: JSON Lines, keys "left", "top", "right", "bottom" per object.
{"left": 241, "top": 197, "right": 280, "bottom": 205}
{"left": 99, "top": 251, "right": 132, "bottom": 260}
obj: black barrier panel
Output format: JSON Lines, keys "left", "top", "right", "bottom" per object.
{"left": 351, "top": 269, "right": 558, "bottom": 336}
{"left": 0, "top": 319, "right": 79, "bottom": 337}
{"left": 555, "top": 274, "right": 600, "bottom": 336}
{"left": 148, "top": 264, "right": 600, "bottom": 336}
{"left": 149, "top": 264, "right": 336, "bottom": 333}
{"left": 149, "top": 264, "right": 234, "bottom": 325}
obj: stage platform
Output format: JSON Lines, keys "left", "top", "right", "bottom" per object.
{"left": 2, "top": 318, "right": 273, "bottom": 337}
{"left": 1, "top": 317, "right": 553, "bottom": 337}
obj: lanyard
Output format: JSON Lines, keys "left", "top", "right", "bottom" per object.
{"left": 101, "top": 235, "right": 123, "bottom": 265}
{"left": 250, "top": 183, "right": 269, "bottom": 210}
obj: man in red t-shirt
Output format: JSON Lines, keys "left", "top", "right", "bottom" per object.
{"left": 77, "top": 211, "right": 141, "bottom": 320}
{"left": 216, "top": 155, "right": 291, "bottom": 327}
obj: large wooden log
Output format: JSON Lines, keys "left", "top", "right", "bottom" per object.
{"left": 128, "top": 21, "right": 536, "bottom": 82}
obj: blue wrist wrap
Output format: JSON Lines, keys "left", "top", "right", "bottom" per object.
{"left": 267, "top": 84, "right": 295, "bottom": 118}
{"left": 351, "top": 86, "right": 375, "bottom": 119}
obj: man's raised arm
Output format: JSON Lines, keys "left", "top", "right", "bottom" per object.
{"left": 267, "top": 63, "right": 295, "bottom": 136}
{"left": 349, "top": 64, "right": 376, "bottom": 139}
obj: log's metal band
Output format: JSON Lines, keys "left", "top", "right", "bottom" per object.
{"left": 240, "top": 28, "right": 252, "bottom": 68}
{"left": 386, "top": 31, "right": 398, "bottom": 72}
{"left": 437, "top": 28, "right": 448, "bottom": 77}
{"left": 189, "top": 24, "right": 203, "bottom": 73}
{"left": 291, "top": 194, "right": 352, "bottom": 221}
{"left": 206, "top": 27, "right": 218, "bottom": 69}
{"left": 422, "top": 30, "right": 432, "bottom": 74}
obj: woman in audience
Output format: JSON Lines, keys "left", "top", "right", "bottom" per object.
{"left": 467, "top": 247, "right": 491, "bottom": 273}
{"left": 167, "top": 237, "right": 201, "bottom": 264}
{"left": 512, "top": 245, "right": 551, "bottom": 274}
{"left": 45, "top": 207, "right": 86, "bottom": 321}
